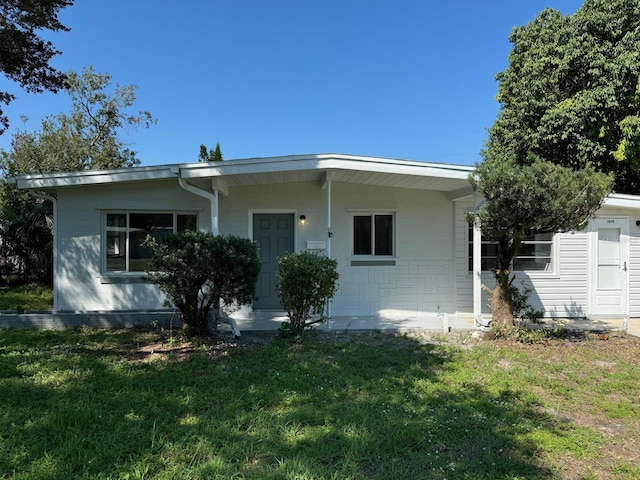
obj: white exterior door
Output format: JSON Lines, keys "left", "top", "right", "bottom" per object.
{"left": 590, "top": 217, "right": 629, "bottom": 316}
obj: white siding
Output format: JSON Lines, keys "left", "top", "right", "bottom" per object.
{"left": 55, "top": 176, "right": 640, "bottom": 319}
{"left": 454, "top": 200, "right": 591, "bottom": 319}
{"left": 56, "top": 180, "right": 210, "bottom": 311}
{"left": 57, "top": 179, "right": 460, "bottom": 316}
{"left": 221, "top": 182, "right": 458, "bottom": 317}
{"left": 630, "top": 235, "right": 640, "bottom": 316}
{"left": 525, "top": 233, "right": 589, "bottom": 318}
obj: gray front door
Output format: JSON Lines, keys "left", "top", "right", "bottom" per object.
{"left": 253, "top": 213, "right": 294, "bottom": 310}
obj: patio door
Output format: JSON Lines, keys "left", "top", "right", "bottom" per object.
{"left": 253, "top": 213, "right": 294, "bottom": 310}
{"left": 590, "top": 217, "right": 628, "bottom": 316}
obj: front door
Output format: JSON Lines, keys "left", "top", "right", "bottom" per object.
{"left": 590, "top": 217, "right": 629, "bottom": 316}
{"left": 253, "top": 213, "right": 294, "bottom": 310}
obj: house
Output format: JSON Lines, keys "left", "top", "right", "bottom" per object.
{"left": 11, "top": 153, "right": 640, "bottom": 329}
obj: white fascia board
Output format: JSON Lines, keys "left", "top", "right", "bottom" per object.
{"left": 12, "top": 165, "right": 179, "bottom": 189}
{"left": 180, "top": 153, "right": 474, "bottom": 181}
{"left": 603, "top": 193, "right": 640, "bottom": 210}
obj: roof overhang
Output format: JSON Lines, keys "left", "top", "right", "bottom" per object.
{"left": 10, "top": 164, "right": 180, "bottom": 192}
{"left": 603, "top": 193, "right": 640, "bottom": 210}
{"left": 10, "top": 153, "right": 475, "bottom": 193}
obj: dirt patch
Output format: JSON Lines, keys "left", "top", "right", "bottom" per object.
{"left": 110, "top": 326, "right": 640, "bottom": 363}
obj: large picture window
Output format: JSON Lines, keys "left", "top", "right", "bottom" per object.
{"left": 353, "top": 214, "right": 394, "bottom": 256}
{"left": 105, "top": 212, "right": 197, "bottom": 272}
{"left": 467, "top": 224, "right": 553, "bottom": 272}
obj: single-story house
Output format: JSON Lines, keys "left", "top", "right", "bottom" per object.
{"left": 11, "top": 153, "right": 640, "bottom": 329}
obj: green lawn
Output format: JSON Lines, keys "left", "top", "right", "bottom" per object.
{"left": 0, "top": 285, "right": 53, "bottom": 311}
{"left": 0, "top": 327, "right": 638, "bottom": 479}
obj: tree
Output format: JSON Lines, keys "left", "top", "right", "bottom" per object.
{"left": 144, "top": 231, "right": 261, "bottom": 336}
{"left": 0, "top": 0, "right": 74, "bottom": 134}
{"left": 2, "top": 66, "right": 156, "bottom": 175}
{"left": 0, "top": 66, "right": 156, "bottom": 284}
{"left": 469, "top": 157, "right": 612, "bottom": 329}
{"left": 489, "top": 0, "right": 640, "bottom": 194}
{"left": 276, "top": 251, "right": 339, "bottom": 336}
{"left": 0, "top": 195, "right": 53, "bottom": 283}
{"left": 472, "top": 0, "right": 639, "bottom": 329}
{"left": 198, "top": 142, "right": 223, "bottom": 162}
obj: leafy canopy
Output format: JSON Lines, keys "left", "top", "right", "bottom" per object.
{"left": 1, "top": 66, "right": 157, "bottom": 176}
{"left": 470, "top": 156, "right": 612, "bottom": 259}
{"left": 198, "top": 142, "right": 223, "bottom": 162}
{"left": 0, "top": 66, "right": 155, "bottom": 285}
{"left": 488, "top": 0, "right": 640, "bottom": 193}
{"left": 0, "top": 0, "right": 74, "bottom": 134}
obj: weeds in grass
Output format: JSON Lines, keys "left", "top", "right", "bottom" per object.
{"left": 0, "top": 328, "right": 638, "bottom": 479}
{"left": 0, "top": 285, "right": 53, "bottom": 311}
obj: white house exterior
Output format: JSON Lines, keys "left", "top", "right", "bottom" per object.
{"left": 11, "top": 153, "right": 640, "bottom": 327}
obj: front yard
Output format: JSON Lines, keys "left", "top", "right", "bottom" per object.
{"left": 0, "top": 327, "right": 638, "bottom": 479}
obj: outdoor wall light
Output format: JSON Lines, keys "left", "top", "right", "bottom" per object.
{"left": 636, "top": 220, "right": 640, "bottom": 227}
{"left": 299, "top": 215, "right": 306, "bottom": 225}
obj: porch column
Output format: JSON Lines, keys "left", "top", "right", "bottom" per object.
{"left": 211, "top": 190, "right": 219, "bottom": 236}
{"left": 473, "top": 220, "right": 482, "bottom": 327}
{"left": 326, "top": 174, "right": 333, "bottom": 327}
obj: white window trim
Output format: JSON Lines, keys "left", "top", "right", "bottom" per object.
{"left": 466, "top": 225, "right": 559, "bottom": 277}
{"left": 101, "top": 210, "right": 198, "bottom": 276}
{"left": 348, "top": 210, "right": 397, "bottom": 260}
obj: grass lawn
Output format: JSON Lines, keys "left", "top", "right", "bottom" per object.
{"left": 0, "top": 327, "right": 638, "bottom": 479}
{"left": 0, "top": 285, "right": 53, "bottom": 311}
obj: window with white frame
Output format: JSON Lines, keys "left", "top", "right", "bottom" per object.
{"left": 467, "top": 224, "right": 553, "bottom": 272}
{"left": 105, "top": 212, "right": 197, "bottom": 272}
{"left": 353, "top": 213, "right": 394, "bottom": 256}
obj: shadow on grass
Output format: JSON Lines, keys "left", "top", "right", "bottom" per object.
{"left": 0, "top": 328, "right": 569, "bottom": 479}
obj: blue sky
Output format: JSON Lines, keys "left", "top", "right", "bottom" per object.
{"left": 0, "top": 0, "right": 584, "bottom": 167}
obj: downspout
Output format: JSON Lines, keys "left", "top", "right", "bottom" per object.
{"left": 178, "top": 177, "right": 219, "bottom": 235}
{"left": 177, "top": 176, "right": 242, "bottom": 336}
{"left": 29, "top": 191, "right": 58, "bottom": 311}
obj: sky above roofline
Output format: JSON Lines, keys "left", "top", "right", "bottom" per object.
{"left": 0, "top": 1, "right": 584, "bottom": 167}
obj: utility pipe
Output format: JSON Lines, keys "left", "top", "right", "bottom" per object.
{"left": 178, "top": 177, "right": 219, "bottom": 235}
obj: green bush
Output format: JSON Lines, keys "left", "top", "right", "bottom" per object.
{"left": 144, "top": 231, "right": 261, "bottom": 336}
{"left": 276, "top": 251, "right": 339, "bottom": 335}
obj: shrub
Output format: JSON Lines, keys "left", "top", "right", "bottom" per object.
{"left": 144, "top": 231, "right": 261, "bottom": 336}
{"left": 276, "top": 251, "right": 339, "bottom": 336}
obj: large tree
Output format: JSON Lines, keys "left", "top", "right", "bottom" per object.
{"left": 472, "top": 0, "right": 636, "bottom": 329}
{"left": 490, "top": 0, "right": 640, "bottom": 194}
{"left": 2, "top": 66, "right": 156, "bottom": 175}
{"left": 0, "top": 67, "right": 155, "bottom": 284}
{"left": 0, "top": 0, "right": 74, "bottom": 134}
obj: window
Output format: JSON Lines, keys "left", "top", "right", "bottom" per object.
{"left": 468, "top": 224, "right": 553, "bottom": 272}
{"left": 105, "top": 212, "right": 197, "bottom": 272}
{"left": 353, "top": 214, "right": 394, "bottom": 256}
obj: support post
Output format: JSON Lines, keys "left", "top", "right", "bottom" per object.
{"left": 473, "top": 220, "right": 482, "bottom": 327}
{"left": 326, "top": 176, "right": 333, "bottom": 328}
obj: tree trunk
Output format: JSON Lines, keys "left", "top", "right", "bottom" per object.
{"left": 483, "top": 268, "right": 515, "bottom": 330}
